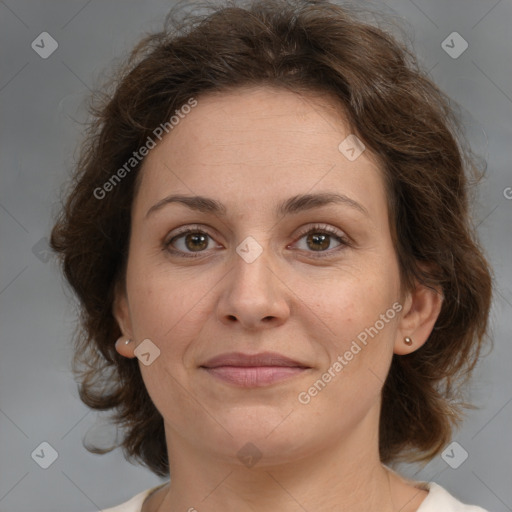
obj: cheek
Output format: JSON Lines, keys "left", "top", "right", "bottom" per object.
{"left": 128, "top": 285, "right": 205, "bottom": 350}
{"left": 299, "top": 259, "right": 400, "bottom": 371}
{"left": 125, "top": 248, "right": 212, "bottom": 338}
{"left": 124, "top": 263, "right": 219, "bottom": 401}
{"left": 296, "top": 261, "right": 398, "bottom": 328}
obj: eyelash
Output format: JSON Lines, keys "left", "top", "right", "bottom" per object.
{"left": 164, "top": 223, "right": 351, "bottom": 259}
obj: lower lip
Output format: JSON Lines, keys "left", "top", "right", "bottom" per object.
{"left": 202, "top": 366, "right": 308, "bottom": 387}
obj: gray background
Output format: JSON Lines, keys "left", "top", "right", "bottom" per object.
{"left": 0, "top": 0, "right": 511, "bottom": 511}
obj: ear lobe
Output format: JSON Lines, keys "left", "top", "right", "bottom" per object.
{"left": 115, "top": 337, "right": 136, "bottom": 358}
{"left": 394, "top": 279, "right": 443, "bottom": 356}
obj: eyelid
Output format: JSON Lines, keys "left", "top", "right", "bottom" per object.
{"left": 165, "top": 223, "right": 216, "bottom": 241}
{"left": 289, "top": 223, "right": 352, "bottom": 258}
{"left": 164, "top": 224, "right": 221, "bottom": 257}
{"left": 292, "top": 223, "right": 350, "bottom": 244}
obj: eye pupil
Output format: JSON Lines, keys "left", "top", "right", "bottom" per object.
{"left": 307, "top": 233, "right": 330, "bottom": 251}
{"left": 186, "top": 233, "right": 208, "bottom": 251}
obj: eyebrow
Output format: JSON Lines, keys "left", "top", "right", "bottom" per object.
{"left": 145, "top": 192, "right": 369, "bottom": 219}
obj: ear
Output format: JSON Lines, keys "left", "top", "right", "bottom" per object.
{"left": 394, "top": 277, "right": 443, "bottom": 356}
{"left": 113, "top": 280, "right": 136, "bottom": 359}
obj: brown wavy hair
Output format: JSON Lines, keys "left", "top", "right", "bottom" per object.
{"left": 50, "top": 0, "right": 493, "bottom": 477}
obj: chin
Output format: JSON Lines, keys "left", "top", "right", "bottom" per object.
{"left": 202, "top": 416, "right": 313, "bottom": 463}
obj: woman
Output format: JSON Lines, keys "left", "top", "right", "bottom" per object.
{"left": 50, "top": 0, "right": 493, "bottom": 510}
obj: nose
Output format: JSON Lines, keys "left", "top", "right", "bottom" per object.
{"left": 216, "top": 241, "right": 291, "bottom": 330}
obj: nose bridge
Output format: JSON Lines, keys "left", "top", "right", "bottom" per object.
{"left": 217, "top": 233, "right": 289, "bottom": 327}
{"left": 231, "top": 234, "right": 274, "bottom": 298}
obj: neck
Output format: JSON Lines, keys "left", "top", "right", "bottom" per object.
{"left": 154, "top": 453, "right": 393, "bottom": 512}
{"left": 145, "top": 405, "right": 427, "bottom": 512}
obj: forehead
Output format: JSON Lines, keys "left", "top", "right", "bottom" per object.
{"left": 134, "top": 86, "right": 388, "bottom": 222}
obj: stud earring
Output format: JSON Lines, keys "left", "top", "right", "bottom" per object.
{"left": 404, "top": 336, "right": 413, "bottom": 345}
{"left": 115, "top": 337, "right": 131, "bottom": 348}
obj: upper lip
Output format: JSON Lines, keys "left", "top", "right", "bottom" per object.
{"left": 201, "top": 351, "right": 310, "bottom": 368}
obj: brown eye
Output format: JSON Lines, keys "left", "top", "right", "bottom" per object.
{"left": 166, "top": 229, "right": 216, "bottom": 256}
{"left": 182, "top": 232, "right": 209, "bottom": 252}
{"left": 305, "top": 232, "right": 332, "bottom": 251}
{"left": 292, "top": 224, "right": 350, "bottom": 258}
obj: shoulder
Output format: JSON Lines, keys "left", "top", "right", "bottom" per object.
{"left": 418, "top": 482, "right": 490, "bottom": 512}
{"left": 97, "top": 480, "right": 489, "bottom": 512}
{"left": 100, "top": 484, "right": 166, "bottom": 512}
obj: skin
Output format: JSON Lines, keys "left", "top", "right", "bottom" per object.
{"left": 114, "top": 85, "right": 443, "bottom": 512}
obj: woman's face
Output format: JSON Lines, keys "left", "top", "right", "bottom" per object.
{"left": 115, "top": 86, "right": 421, "bottom": 467}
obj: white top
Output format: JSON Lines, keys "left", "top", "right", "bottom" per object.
{"left": 100, "top": 481, "right": 489, "bottom": 511}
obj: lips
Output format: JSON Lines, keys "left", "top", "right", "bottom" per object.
{"left": 201, "top": 351, "right": 310, "bottom": 369}
{"left": 200, "top": 352, "right": 311, "bottom": 387}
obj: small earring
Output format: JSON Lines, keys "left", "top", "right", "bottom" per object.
{"left": 115, "top": 337, "right": 131, "bottom": 348}
{"left": 404, "top": 336, "right": 413, "bottom": 345}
